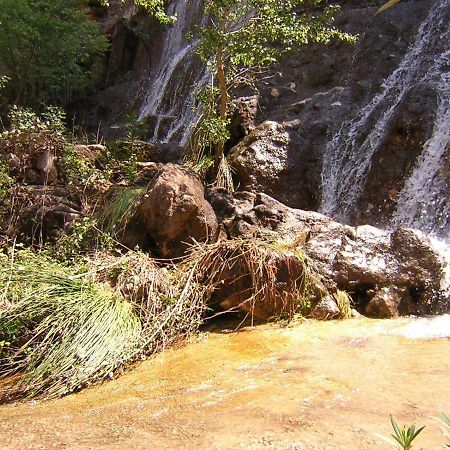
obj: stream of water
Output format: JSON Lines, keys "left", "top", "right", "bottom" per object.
{"left": 320, "top": 0, "right": 450, "bottom": 240}
{"left": 138, "top": 0, "right": 207, "bottom": 146}
{"left": 1, "top": 317, "right": 449, "bottom": 449}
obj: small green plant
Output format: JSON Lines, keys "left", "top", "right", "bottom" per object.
{"left": 333, "top": 290, "right": 353, "bottom": 319}
{"left": 52, "top": 216, "right": 106, "bottom": 260}
{"left": 61, "top": 145, "right": 98, "bottom": 187}
{"left": 125, "top": 112, "right": 148, "bottom": 142}
{"left": 388, "top": 415, "right": 425, "bottom": 450}
{"left": 0, "top": 106, "right": 67, "bottom": 182}
{"left": 438, "top": 412, "right": 450, "bottom": 447}
{"left": 0, "top": 157, "right": 14, "bottom": 200}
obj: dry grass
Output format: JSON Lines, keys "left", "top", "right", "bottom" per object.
{"left": 185, "top": 239, "right": 313, "bottom": 321}
{"left": 333, "top": 289, "right": 353, "bottom": 319}
{"left": 0, "top": 249, "right": 207, "bottom": 401}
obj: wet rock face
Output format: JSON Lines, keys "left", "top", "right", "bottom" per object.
{"left": 228, "top": 96, "right": 259, "bottom": 145}
{"left": 225, "top": 0, "right": 437, "bottom": 222}
{"left": 228, "top": 121, "right": 321, "bottom": 210}
{"left": 355, "top": 86, "right": 439, "bottom": 227}
{"left": 210, "top": 191, "right": 449, "bottom": 318}
{"left": 137, "top": 164, "right": 219, "bottom": 258}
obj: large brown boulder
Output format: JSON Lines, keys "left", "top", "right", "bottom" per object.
{"left": 210, "top": 191, "right": 450, "bottom": 317}
{"left": 137, "top": 164, "right": 219, "bottom": 258}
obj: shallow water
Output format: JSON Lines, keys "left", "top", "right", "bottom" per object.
{"left": 0, "top": 317, "right": 449, "bottom": 449}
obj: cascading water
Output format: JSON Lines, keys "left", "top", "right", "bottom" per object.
{"left": 138, "top": 0, "right": 207, "bottom": 146}
{"left": 320, "top": 0, "right": 450, "bottom": 240}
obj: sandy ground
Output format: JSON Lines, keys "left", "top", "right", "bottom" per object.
{"left": 0, "top": 317, "right": 449, "bottom": 450}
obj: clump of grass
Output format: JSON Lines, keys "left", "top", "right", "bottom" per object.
{"left": 437, "top": 412, "right": 450, "bottom": 446}
{"left": 0, "top": 249, "right": 208, "bottom": 401}
{"left": 186, "top": 239, "right": 313, "bottom": 321}
{"left": 333, "top": 289, "right": 353, "bottom": 319}
{"left": 0, "top": 250, "right": 142, "bottom": 400}
{"left": 215, "top": 156, "right": 234, "bottom": 192}
{"left": 99, "top": 187, "right": 144, "bottom": 238}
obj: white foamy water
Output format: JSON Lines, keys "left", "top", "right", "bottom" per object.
{"left": 391, "top": 314, "right": 450, "bottom": 340}
{"left": 320, "top": 0, "right": 450, "bottom": 240}
{"left": 138, "top": 0, "right": 207, "bottom": 144}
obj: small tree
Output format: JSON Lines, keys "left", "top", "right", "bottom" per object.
{"left": 0, "top": 0, "right": 108, "bottom": 108}
{"left": 193, "top": 0, "right": 356, "bottom": 173}
{"left": 113, "top": 0, "right": 355, "bottom": 177}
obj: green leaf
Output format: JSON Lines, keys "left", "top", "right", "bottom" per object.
{"left": 376, "top": 0, "right": 402, "bottom": 15}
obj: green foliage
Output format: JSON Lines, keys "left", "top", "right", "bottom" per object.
{"left": 61, "top": 145, "right": 98, "bottom": 187}
{"left": 195, "top": 0, "right": 356, "bottom": 70}
{"left": 0, "top": 0, "right": 108, "bottom": 107}
{"left": 125, "top": 112, "right": 149, "bottom": 142}
{"left": 194, "top": 86, "right": 231, "bottom": 147}
{"left": 103, "top": 0, "right": 174, "bottom": 24}
{"left": 388, "top": 415, "right": 425, "bottom": 450}
{"left": 377, "top": 0, "right": 401, "bottom": 14}
{"left": 51, "top": 216, "right": 107, "bottom": 260}
{"left": 0, "top": 156, "right": 14, "bottom": 200}
{"left": 438, "top": 412, "right": 450, "bottom": 447}
{"left": 0, "top": 106, "right": 67, "bottom": 181}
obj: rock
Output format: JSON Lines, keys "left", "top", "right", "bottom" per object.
{"left": 229, "top": 96, "right": 259, "bottom": 144}
{"left": 199, "top": 241, "right": 321, "bottom": 320}
{"left": 137, "top": 164, "right": 219, "bottom": 258}
{"left": 312, "top": 296, "right": 341, "bottom": 320}
{"left": 365, "top": 287, "right": 401, "bottom": 319}
{"left": 72, "top": 144, "right": 107, "bottom": 167}
{"left": 153, "top": 143, "right": 185, "bottom": 164}
{"left": 218, "top": 191, "right": 450, "bottom": 317}
{"left": 34, "top": 150, "right": 58, "bottom": 184}
{"left": 227, "top": 120, "right": 321, "bottom": 210}
{"left": 11, "top": 186, "right": 82, "bottom": 244}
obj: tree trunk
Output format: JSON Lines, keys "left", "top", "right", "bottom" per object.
{"left": 214, "top": 46, "right": 228, "bottom": 173}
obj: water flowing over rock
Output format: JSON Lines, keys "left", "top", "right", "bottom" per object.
{"left": 137, "top": 0, "right": 207, "bottom": 145}
{"left": 320, "top": 0, "right": 450, "bottom": 239}
{"left": 208, "top": 190, "right": 450, "bottom": 317}
{"left": 222, "top": 0, "right": 448, "bottom": 241}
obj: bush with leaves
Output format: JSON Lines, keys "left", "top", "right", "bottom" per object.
{"left": 0, "top": 106, "right": 67, "bottom": 181}
{"left": 0, "top": 0, "right": 108, "bottom": 108}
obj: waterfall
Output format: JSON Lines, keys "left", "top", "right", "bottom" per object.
{"left": 320, "top": 0, "right": 450, "bottom": 239}
{"left": 138, "top": 0, "right": 207, "bottom": 145}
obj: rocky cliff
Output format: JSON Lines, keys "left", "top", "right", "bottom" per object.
{"left": 94, "top": 0, "right": 449, "bottom": 241}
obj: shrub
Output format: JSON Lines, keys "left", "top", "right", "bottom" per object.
{"left": 0, "top": 0, "right": 108, "bottom": 107}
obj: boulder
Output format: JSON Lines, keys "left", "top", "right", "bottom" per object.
{"left": 137, "top": 164, "right": 219, "bottom": 258}
{"left": 10, "top": 186, "right": 82, "bottom": 244}
{"left": 365, "top": 287, "right": 402, "bottom": 319}
{"left": 229, "top": 96, "right": 259, "bottom": 144}
{"left": 72, "top": 144, "right": 107, "bottom": 167}
{"left": 195, "top": 240, "right": 325, "bottom": 321}
{"left": 212, "top": 191, "right": 450, "bottom": 317}
{"left": 312, "top": 296, "right": 341, "bottom": 320}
